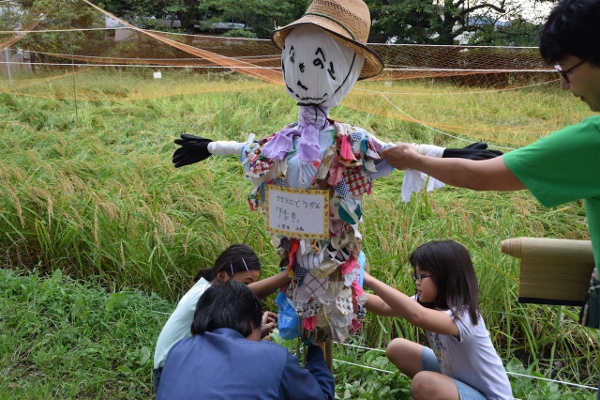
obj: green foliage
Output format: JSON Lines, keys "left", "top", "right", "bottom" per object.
{"left": 507, "top": 358, "right": 596, "bottom": 399}
{"left": 367, "top": 0, "right": 535, "bottom": 44}
{"left": 222, "top": 29, "right": 258, "bottom": 39}
{"left": 469, "top": 18, "right": 542, "bottom": 47}
{"left": 204, "top": 0, "right": 309, "bottom": 38}
{"left": 0, "top": 268, "right": 172, "bottom": 399}
{"left": 333, "top": 346, "right": 412, "bottom": 399}
{"left": 6, "top": 0, "right": 103, "bottom": 55}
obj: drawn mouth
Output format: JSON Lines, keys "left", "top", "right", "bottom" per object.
{"left": 296, "top": 93, "right": 328, "bottom": 101}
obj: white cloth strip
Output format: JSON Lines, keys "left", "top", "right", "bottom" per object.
{"left": 207, "top": 141, "right": 244, "bottom": 155}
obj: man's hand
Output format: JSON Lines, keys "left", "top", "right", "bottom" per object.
{"left": 380, "top": 142, "right": 419, "bottom": 170}
{"left": 442, "top": 142, "right": 503, "bottom": 160}
{"left": 261, "top": 311, "right": 277, "bottom": 339}
{"left": 172, "top": 134, "right": 213, "bottom": 168}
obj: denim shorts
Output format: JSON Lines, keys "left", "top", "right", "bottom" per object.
{"left": 421, "top": 347, "right": 487, "bottom": 400}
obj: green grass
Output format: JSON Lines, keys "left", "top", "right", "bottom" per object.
{"left": 0, "top": 268, "right": 169, "bottom": 399}
{"left": 0, "top": 71, "right": 598, "bottom": 398}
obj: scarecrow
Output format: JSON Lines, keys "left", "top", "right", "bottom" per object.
{"left": 172, "top": 0, "right": 500, "bottom": 344}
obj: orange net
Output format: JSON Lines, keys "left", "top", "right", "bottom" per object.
{"left": 1, "top": 0, "right": 578, "bottom": 147}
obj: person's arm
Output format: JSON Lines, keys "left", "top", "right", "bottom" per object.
{"left": 279, "top": 345, "right": 335, "bottom": 400}
{"left": 380, "top": 143, "right": 526, "bottom": 191}
{"left": 248, "top": 270, "right": 291, "bottom": 299}
{"left": 363, "top": 273, "right": 459, "bottom": 337}
{"left": 364, "top": 293, "right": 402, "bottom": 317}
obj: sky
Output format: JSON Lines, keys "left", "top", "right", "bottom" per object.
{"left": 519, "top": 1, "right": 554, "bottom": 22}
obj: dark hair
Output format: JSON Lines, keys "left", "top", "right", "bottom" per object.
{"left": 191, "top": 280, "right": 263, "bottom": 337}
{"left": 409, "top": 240, "right": 480, "bottom": 325}
{"left": 194, "top": 244, "right": 261, "bottom": 282}
{"left": 539, "top": 0, "right": 600, "bottom": 66}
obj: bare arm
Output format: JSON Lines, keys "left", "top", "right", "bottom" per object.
{"left": 364, "top": 293, "right": 402, "bottom": 317}
{"left": 363, "top": 273, "right": 459, "bottom": 337}
{"left": 248, "top": 270, "right": 291, "bottom": 299}
{"left": 380, "top": 143, "right": 526, "bottom": 191}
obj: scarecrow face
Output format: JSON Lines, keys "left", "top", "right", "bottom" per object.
{"left": 281, "top": 25, "right": 364, "bottom": 108}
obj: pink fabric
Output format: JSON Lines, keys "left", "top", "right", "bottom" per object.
{"left": 351, "top": 278, "right": 363, "bottom": 297}
{"left": 340, "top": 255, "right": 357, "bottom": 275}
{"left": 339, "top": 135, "right": 354, "bottom": 161}
{"left": 303, "top": 316, "right": 317, "bottom": 331}
{"left": 289, "top": 239, "right": 300, "bottom": 268}
{"left": 327, "top": 157, "right": 344, "bottom": 186}
{"left": 350, "top": 318, "right": 363, "bottom": 333}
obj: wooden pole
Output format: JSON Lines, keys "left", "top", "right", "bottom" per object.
{"left": 320, "top": 340, "right": 333, "bottom": 373}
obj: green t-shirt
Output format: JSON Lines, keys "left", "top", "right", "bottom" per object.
{"left": 503, "top": 116, "right": 600, "bottom": 272}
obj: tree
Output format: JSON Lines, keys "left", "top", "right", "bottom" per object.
{"left": 468, "top": 17, "right": 541, "bottom": 46}
{"left": 204, "top": 0, "right": 308, "bottom": 38}
{"left": 367, "top": 0, "right": 532, "bottom": 45}
{"left": 4, "top": 0, "right": 105, "bottom": 55}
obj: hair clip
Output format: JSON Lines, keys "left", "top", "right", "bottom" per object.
{"left": 230, "top": 261, "right": 234, "bottom": 276}
{"left": 241, "top": 257, "right": 249, "bottom": 271}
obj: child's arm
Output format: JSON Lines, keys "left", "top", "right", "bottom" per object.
{"left": 248, "top": 270, "right": 291, "bottom": 300}
{"left": 364, "top": 293, "right": 402, "bottom": 317}
{"left": 363, "top": 273, "right": 459, "bottom": 337}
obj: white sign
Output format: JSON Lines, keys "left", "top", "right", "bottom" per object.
{"left": 153, "top": 71, "right": 162, "bottom": 79}
{"left": 265, "top": 185, "right": 329, "bottom": 239}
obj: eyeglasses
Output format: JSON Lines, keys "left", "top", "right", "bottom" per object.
{"left": 554, "top": 58, "right": 589, "bottom": 83}
{"left": 412, "top": 272, "right": 432, "bottom": 282}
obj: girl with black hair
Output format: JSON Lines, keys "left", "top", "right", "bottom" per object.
{"left": 153, "top": 243, "right": 289, "bottom": 391}
{"left": 364, "top": 240, "right": 513, "bottom": 400}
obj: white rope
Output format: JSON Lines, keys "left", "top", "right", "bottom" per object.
{"left": 0, "top": 27, "right": 130, "bottom": 34}
{"left": 505, "top": 371, "right": 597, "bottom": 391}
{"left": 150, "top": 310, "right": 171, "bottom": 315}
{"left": 337, "top": 342, "right": 385, "bottom": 352}
{"left": 384, "top": 43, "right": 539, "bottom": 50}
{"left": 333, "top": 358, "right": 395, "bottom": 374}
{"left": 354, "top": 79, "right": 558, "bottom": 96}
{"left": 385, "top": 67, "right": 554, "bottom": 73}
{"left": 145, "top": 28, "right": 273, "bottom": 41}
{"left": 334, "top": 341, "right": 598, "bottom": 391}
{"left": 376, "top": 92, "right": 516, "bottom": 151}
{"left": 0, "top": 61, "right": 280, "bottom": 69}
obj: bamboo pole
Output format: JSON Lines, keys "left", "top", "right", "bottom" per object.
{"left": 320, "top": 341, "right": 333, "bottom": 373}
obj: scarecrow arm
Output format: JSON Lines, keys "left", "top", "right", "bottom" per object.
{"left": 404, "top": 142, "right": 502, "bottom": 160}
{"left": 172, "top": 134, "right": 213, "bottom": 168}
{"left": 442, "top": 142, "right": 503, "bottom": 160}
{"left": 399, "top": 142, "right": 502, "bottom": 202}
{"left": 172, "top": 134, "right": 250, "bottom": 168}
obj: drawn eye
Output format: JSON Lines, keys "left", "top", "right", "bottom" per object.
{"left": 327, "top": 62, "right": 336, "bottom": 80}
{"left": 313, "top": 58, "right": 324, "bottom": 69}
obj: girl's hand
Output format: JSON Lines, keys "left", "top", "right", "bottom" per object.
{"left": 261, "top": 311, "right": 277, "bottom": 338}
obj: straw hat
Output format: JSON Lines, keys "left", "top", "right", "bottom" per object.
{"left": 272, "top": 0, "right": 384, "bottom": 80}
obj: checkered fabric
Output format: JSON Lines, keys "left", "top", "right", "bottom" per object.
{"left": 343, "top": 166, "right": 371, "bottom": 196}
{"left": 247, "top": 159, "right": 273, "bottom": 178}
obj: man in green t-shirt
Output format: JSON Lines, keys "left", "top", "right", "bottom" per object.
{"left": 381, "top": 0, "right": 600, "bottom": 395}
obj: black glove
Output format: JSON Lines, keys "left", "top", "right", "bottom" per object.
{"left": 442, "top": 142, "right": 503, "bottom": 160}
{"left": 172, "top": 134, "right": 213, "bottom": 168}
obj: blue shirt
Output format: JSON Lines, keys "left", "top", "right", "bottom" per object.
{"left": 156, "top": 328, "right": 335, "bottom": 400}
